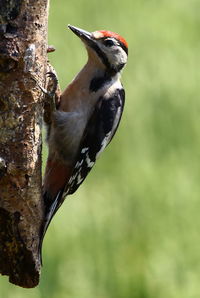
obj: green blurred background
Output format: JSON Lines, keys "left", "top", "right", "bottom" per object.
{"left": 1, "top": 0, "right": 200, "bottom": 297}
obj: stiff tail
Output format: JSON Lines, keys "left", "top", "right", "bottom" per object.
{"left": 38, "top": 188, "right": 65, "bottom": 264}
{"left": 38, "top": 158, "right": 73, "bottom": 263}
{"left": 43, "top": 189, "right": 64, "bottom": 236}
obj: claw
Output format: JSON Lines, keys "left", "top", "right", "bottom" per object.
{"left": 32, "top": 71, "right": 58, "bottom": 97}
{"left": 31, "top": 76, "right": 49, "bottom": 95}
{"left": 46, "top": 71, "right": 58, "bottom": 97}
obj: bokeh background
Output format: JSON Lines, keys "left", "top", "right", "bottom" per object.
{"left": 1, "top": 0, "right": 200, "bottom": 297}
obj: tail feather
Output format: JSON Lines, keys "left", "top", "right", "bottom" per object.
{"left": 43, "top": 189, "right": 64, "bottom": 234}
{"left": 39, "top": 158, "right": 73, "bottom": 263}
{"left": 39, "top": 189, "right": 64, "bottom": 264}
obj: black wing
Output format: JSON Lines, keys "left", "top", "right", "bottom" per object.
{"left": 65, "top": 88, "right": 125, "bottom": 195}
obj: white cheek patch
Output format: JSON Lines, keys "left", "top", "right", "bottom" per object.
{"left": 98, "top": 44, "right": 127, "bottom": 68}
{"left": 108, "top": 48, "right": 127, "bottom": 66}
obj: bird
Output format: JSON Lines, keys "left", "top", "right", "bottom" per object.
{"left": 42, "top": 24, "right": 128, "bottom": 235}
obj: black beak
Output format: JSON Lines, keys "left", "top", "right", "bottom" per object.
{"left": 68, "top": 25, "right": 96, "bottom": 48}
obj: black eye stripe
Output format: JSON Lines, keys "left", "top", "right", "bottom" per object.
{"left": 103, "top": 38, "right": 116, "bottom": 47}
{"left": 101, "top": 38, "right": 128, "bottom": 55}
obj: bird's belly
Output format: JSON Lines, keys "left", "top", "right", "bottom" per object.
{"left": 49, "top": 109, "right": 89, "bottom": 164}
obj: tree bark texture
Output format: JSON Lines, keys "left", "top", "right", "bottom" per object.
{"left": 0, "top": 0, "right": 49, "bottom": 288}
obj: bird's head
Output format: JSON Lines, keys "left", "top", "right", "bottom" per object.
{"left": 68, "top": 25, "right": 128, "bottom": 75}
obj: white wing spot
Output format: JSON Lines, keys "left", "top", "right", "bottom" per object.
{"left": 96, "top": 106, "right": 122, "bottom": 159}
{"left": 86, "top": 153, "right": 95, "bottom": 168}
{"left": 77, "top": 173, "right": 84, "bottom": 184}
{"left": 75, "top": 159, "right": 83, "bottom": 169}
{"left": 81, "top": 147, "right": 88, "bottom": 153}
{"left": 68, "top": 174, "right": 76, "bottom": 184}
{"left": 96, "top": 132, "right": 112, "bottom": 159}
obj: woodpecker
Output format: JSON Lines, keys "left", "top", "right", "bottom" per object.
{"left": 42, "top": 25, "right": 128, "bottom": 234}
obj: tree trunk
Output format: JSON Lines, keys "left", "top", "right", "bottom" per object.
{"left": 0, "top": 0, "right": 49, "bottom": 288}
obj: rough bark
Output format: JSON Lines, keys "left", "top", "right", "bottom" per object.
{"left": 0, "top": 0, "right": 49, "bottom": 288}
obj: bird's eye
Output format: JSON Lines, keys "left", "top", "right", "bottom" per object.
{"left": 103, "top": 39, "right": 115, "bottom": 47}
